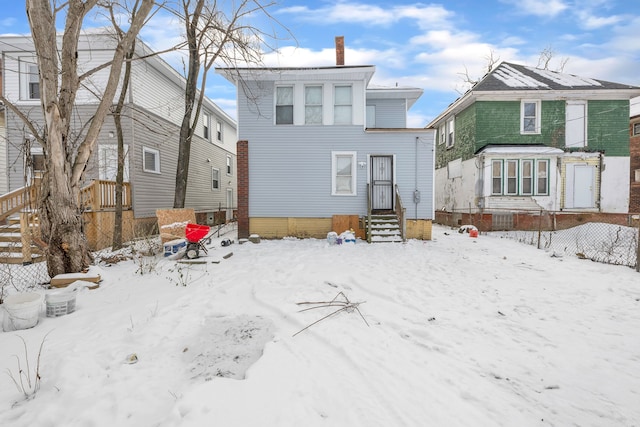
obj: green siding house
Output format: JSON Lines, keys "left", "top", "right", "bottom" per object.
{"left": 428, "top": 62, "right": 640, "bottom": 217}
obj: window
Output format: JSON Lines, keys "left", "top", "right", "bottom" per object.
{"left": 521, "top": 100, "right": 541, "bottom": 134}
{"left": 521, "top": 160, "right": 533, "bottom": 195}
{"left": 305, "top": 85, "right": 323, "bottom": 125}
{"left": 334, "top": 86, "right": 352, "bottom": 125}
{"left": 634, "top": 123, "right": 640, "bottom": 136}
{"left": 20, "top": 59, "right": 40, "bottom": 100}
{"left": 98, "top": 144, "right": 129, "bottom": 181}
{"left": 439, "top": 124, "right": 446, "bottom": 145}
{"left": 536, "top": 160, "right": 549, "bottom": 195}
{"left": 331, "top": 151, "right": 356, "bottom": 196}
{"left": 226, "top": 155, "right": 232, "bottom": 175}
{"left": 491, "top": 160, "right": 503, "bottom": 195}
{"left": 212, "top": 168, "right": 220, "bottom": 190}
{"left": 446, "top": 117, "right": 455, "bottom": 148}
{"left": 506, "top": 160, "right": 518, "bottom": 195}
{"left": 276, "top": 86, "right": 294, "bottom": 124}
{"left": 203, "top": 113, "right": 210, "bottom": 140}
{"left": 216, "top": 121, "right": 223, "bottom": 141}
{"left": 142, "top": 147, "right": 160, "bottom": 173}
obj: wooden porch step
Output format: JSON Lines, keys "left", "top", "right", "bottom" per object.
{"left": 367, "top": 214, "right": 403, "bottom": 243}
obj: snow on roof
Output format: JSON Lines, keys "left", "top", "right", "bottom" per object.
{"left": 492, "top": 64, "right": 549, "bottom": 88}
{"left": 478, "top": 145, "right": 564, "bottom": 155}
{"left": 525, "top": 66, "right": 602, "bottom": 87}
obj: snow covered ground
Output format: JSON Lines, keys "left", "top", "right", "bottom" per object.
{"left": 1, "top": 224, "right": 639, "bottom": 427}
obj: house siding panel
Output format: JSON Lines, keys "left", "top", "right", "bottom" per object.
{"left": 367, "top": 99, "right": 406, "bottom": 128}
{"left": 586, "top": 100, "right": 629, "bottom": 156}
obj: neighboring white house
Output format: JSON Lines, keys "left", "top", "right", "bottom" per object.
{"left": 0, "top": 33, "right": 237, "bottom": 226}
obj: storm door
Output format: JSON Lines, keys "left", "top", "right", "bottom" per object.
{"left": 371, "top": 155, "right": 393, "bottom": 211}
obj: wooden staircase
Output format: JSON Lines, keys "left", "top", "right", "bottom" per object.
{"left": 367, "top": 213, "right": 403, "bottom": 243}
{"left": 0, "top": 211, "right": 44, "bottom": 265}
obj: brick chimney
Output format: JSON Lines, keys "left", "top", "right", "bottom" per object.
{"left": 335, "top": 36, "right": 344, "bottom": 66}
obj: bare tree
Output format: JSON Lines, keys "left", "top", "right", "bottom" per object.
{"left": 171, "top": 0, "right": 283, "bottom": 208}
{"left": 456, "top": 49, "right": 501, "bottom": 94}
{"left": 537, "top": 46, "right": 569, "bottom": 72}
{"left": 21, "top": 0, "right": 155, "bottom": 276}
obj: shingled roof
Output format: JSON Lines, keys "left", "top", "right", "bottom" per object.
{"left": 474, "top": 62, "right": 639, "bottom": 92}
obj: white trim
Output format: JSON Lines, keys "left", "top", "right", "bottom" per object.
{"left": 520, "top": 99, "right": 541, "bottom": 134}
{"left": 331, "top": 151, "right": 357, "bottom": 196}
{"left": 142, "top": 147, "right": 160, "bottom": 174}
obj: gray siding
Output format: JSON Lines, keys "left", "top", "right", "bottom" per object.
{"left": 367, "top": 98, "right": 407, "bottom": 128}
{"left": 238, "top": 81, "right": 434, "bottom": 219}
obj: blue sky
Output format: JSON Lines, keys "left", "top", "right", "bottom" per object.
{"left": 2, "top": 0, "right": 639, "bottom": 126}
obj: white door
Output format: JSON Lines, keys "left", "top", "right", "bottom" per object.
{"left": 573, "top": 165, "right": 595, "bottom": 208}
{"left": 566, "top": 101, "right": 586, "bottom": 148}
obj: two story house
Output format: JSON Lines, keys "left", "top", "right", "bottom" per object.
{"left": 216, "top": 39, "right": 435, "bottom": 241}
{"left": 428, "top": 61, "right": 640, "bottom": 228}
{"left": 0, "top": 33, "right": 237, "bottom": 249}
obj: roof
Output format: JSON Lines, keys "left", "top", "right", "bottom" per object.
{"left": 427, "top": 61, "right": 640, "bottom": 128}
{"left": 474, "top": 62, "right": 639, "bottom": 92}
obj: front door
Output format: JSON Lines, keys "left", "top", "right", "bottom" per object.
{"left": 573, "top": 165, "right": 595, "bottom": 208}
{"left": 371, "top": 156, "right": 393, "bottom": 211}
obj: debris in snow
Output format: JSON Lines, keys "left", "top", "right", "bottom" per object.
{"left": 294, "top": 291, "right": 369, "bottom": 337}
{"left": 458, "top": 225, "right": 478, "bottom": 234}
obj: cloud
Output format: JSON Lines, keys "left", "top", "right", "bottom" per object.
{"left": 500, "top": 0, "right": 569, "bottom": 17}
{"left": 0, "top": 17, "right": 16, "bottom": 27}
{"left": 277, "top": 2, "right": 453, "bottom": 29}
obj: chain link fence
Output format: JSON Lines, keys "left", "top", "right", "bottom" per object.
{"left": 437, "top": 209, "right": 640, "bottom": 270}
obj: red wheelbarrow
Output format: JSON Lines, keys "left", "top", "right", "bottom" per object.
{"left": 184, "top": 223, "right": 213, "bottom": 259}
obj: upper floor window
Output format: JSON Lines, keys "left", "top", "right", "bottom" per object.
{"left": 203, "top": 112, "right": 211, "bottom": 140}
{"left": 305, "top": 85, "right": 323, "bottom": 125}
{"left": 20, "top": 59, "right": 40, "bottom": 100}
{"left": 446, "top": 117, "right": 455, "bottom": 148}
{"left": 633, "top": 122, "right": 640, "bottom": 136}
{"left": 143, "top": 147, "right": 160, "bottom": 173}
{"left": 216, "top": 120, "right": 223, "bottom": 141}
{"left": 276, "top": 86, "right": 294, "bottom": 125}
{"left": 438, "top": 124, "right": 446, "bottom": 145}
{"left": 334, "top": 85, "right": 352, "bottom": 125}
{"left": 521, "top": 100, "right": 541, "bottom": 134}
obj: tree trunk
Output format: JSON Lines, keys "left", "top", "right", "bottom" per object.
{"left": 39, "top": 106, "right": 93, "bottom": 278}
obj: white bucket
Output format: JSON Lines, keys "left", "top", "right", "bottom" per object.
{"left": 2, "top": 292, "right": 43, "bottom": 332}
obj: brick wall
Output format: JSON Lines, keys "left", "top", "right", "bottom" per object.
{"left": 237, "top": 140, "right": 249, "bottom": 239}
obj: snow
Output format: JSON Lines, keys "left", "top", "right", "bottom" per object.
{"left": 1, "top": 224, "right": 640, "bottom": 426}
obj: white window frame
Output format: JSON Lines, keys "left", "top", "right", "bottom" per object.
{"left": 521, "top": 100, "right": 541, "bottom": 134}
{"left": 633, "top": 122, "right": 640, "bottom": 136}
{"left": 491, "top": 160, "right": 503, "bottom": 195}
{"left": 142, "top": 147, "right": 160, "bottom": 174}
{"left": 98, "top": 144, "right": 130, "bottom": 182}
{"left": 535, "top": 159, "right": 549, "bottom": 196}
{"left": 216, "top": 120, "right": 223, "bottom": 142}
{"left": 333, "top": 85, "right": 352, "bottom": 125}
{"left": 505, "top": 159, "right": 519, "bottom": 195}
{"left": 275, "top": 85, "right": 294, "bottom": 125}
{"left": 226, "top": 155, "right": 232, "bottom": 176}
{"left": 520, "top": 159, "right": 533, "bottom": 196}
{"left": 331, "top": 151, "right": 357, "bottom": 196}
{"left": 212, "top": 167, "right": 220, "bottom": 190}
{"left": 305, "top": 85, "right": 323, "bottom": 125}
{"left": 203, "top": 112, "right": 211, "bottom": 141}
{"left": 446, "top": 117, "right": 455, "bottom": 148}
{"left": 438, "top": 124, "right": 446, "bottom": 145}
{"left": 19, "top": 58, "right": 40, "bottom": 101}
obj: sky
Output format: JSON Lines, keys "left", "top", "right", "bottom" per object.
{"left": 1, "top": 0, "right": 639, "bottom": 127}
{"left": 1, "top": 223, "right": 639, "bottom": 426}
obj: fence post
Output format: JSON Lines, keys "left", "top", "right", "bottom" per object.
{"left": 20, "top": 210, "right": 32, "bottom": 265}
{"left": 537, "top": 209, "right": 543, "bottom": 250}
